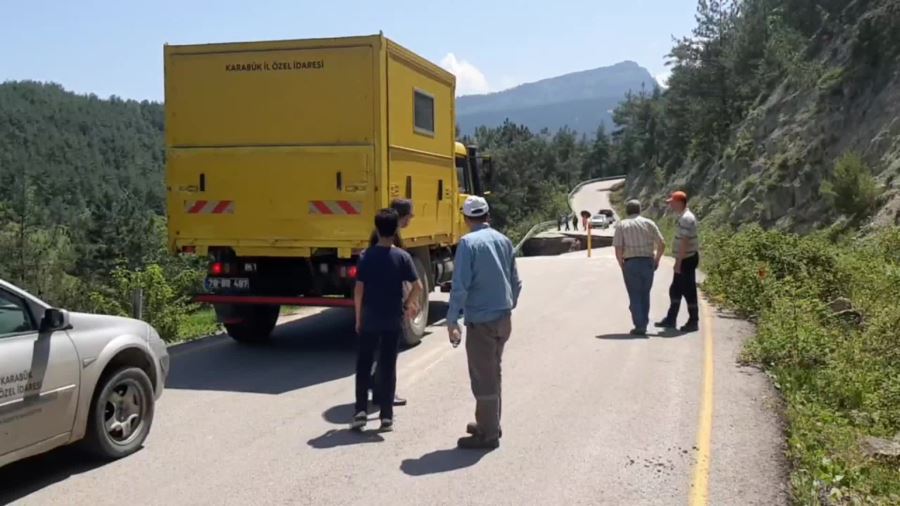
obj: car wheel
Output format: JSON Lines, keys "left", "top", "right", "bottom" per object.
{"left": 403, "top": 257, "right": 430, "bottom": 346}
{"left": 83, "top": 367, "right": 155, "bottom": 460}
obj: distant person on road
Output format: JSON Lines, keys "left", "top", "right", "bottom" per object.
{"left": 656, "top": 191, "right": 700, "bottom": 333}
{"left": 557, "top": 215, "right": 563, "bottom": 231}
{"left": 564, "top": 214, "right": 571, "bottom": 231}
{"left": 368, "top": 199, "right": 414, "bottom": 407}
{"left": 447, "top": 196, "right": 522, "bottom": 450}
{"left": 572, "top": 215, "right": 578, "bottom": 231}
{"left": 351, "top": 209, "right": 423, "bottom": 432}
{"left": 613, "top": 199, "right": 666, "bottom": 336}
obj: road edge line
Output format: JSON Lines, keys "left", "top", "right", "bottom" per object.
{"left": 689, "top": 298, "right": 715, "bottom": 506}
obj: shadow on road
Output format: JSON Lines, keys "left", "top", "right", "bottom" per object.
{"left": 0, "top": 447, "right": 109, "bottom": 504}
{"left": 307, "top": 429, "right": 384, "bottom": 449}
{"left": 595, "top": 333, "right": 649, "bottom": 340}
{"left": 166, "top": 308, "right": 358, "bottom": 395}
{"left": 400, "top": 448, "right": 492, "bottom": 476}
{"left": 166, "top": 302, "right": 450, "bottom": 396}
{"left": 322, "top": 402, "right": 384, "bottom": 425}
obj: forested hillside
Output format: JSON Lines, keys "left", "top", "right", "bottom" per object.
{"left": 0, "top": 81, "right": 209, "bottom": 339}
{"left": 612, "top": 0, "right": 900, "bottom": 232}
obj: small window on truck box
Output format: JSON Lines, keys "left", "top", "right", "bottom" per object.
{"left": 414, "top": 90, "right": 435, "bottom": 136}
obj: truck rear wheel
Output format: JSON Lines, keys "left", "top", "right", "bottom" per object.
{"left": 222, "top": 304, "right": 280, "bottom": 344}
{"left": 403, "top": 257, "right": 430, "bottom": 346}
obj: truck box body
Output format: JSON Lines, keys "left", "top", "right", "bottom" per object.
{"left": 165, "top": 35, "right": 459, "bottom": 258}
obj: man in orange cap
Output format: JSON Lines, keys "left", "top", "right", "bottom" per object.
{"left": 656, "top": 191, "right": 700, "bottom": 332}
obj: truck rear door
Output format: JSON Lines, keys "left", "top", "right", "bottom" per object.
{"left": 165, "top": 41, "right": 377, "bottom": 254}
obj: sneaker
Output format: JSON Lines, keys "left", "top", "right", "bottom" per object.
{"left": 630, "top": 328, "right": 647, "bottom": 336}
{"left": 655, "top": 319, "right": 676, "bottom": 329}
{"left": 379, "top": 418, "right": 394, "bottom": 432}
{"left": 350, "top": 411, "right": 367, "bottom": 431}
{"left": 466, "top": 423, "right": 502, "bottom": 439}
{"left": 680, "top": 321, "right": 699, "bottom": 333}
{"left": 457, "top": 435, "right": 500, "bottom": 450}
{"left": 393, "top": 395, "right": 408, "bottom": 407}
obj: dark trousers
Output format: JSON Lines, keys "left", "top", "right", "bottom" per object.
{"left": 355, "top": 330, "right": 400, "bottom": 419}
{"left": 665, "top": 253, "right": 700, "bottom": 323}
{"left": 371, "top": 338, "right": 400, "bottom": 402}
{"left": 623, "top": 257, "right": 655, "bottom": 331}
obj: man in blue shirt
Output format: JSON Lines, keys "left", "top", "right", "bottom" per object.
{"left": 448, "top": 196, "right": 522, "bottom": 449}
{"left": 351, "top": 209, "right": 422, "bottom": 432}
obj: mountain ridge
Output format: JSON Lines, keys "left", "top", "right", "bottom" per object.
{"left": 456, "top": 61, "right": 656, "bottom": 135}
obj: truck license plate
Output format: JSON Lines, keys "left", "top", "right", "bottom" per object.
{"left": 206, "top": 278, "right": 250, "bottom": 290}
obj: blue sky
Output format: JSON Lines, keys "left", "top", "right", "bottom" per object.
{"left": 0, "top": 0, "right": 697, "bottom": 101}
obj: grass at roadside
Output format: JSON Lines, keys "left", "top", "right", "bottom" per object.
{"left": 177, "top": 308, "right": 220, "bottom": 344}
{"left": 702, "top": 226, "right": 900, "bottom": 504}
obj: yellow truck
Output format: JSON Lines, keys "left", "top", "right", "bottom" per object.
{"left": 164, "top": 34, "right": 492, "bottom": 344}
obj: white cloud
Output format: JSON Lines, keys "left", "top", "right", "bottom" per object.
{"left": 654, "top": 70, "right": 672, "bottom": 89}
{"left": 440, "top": 53, "right": 491, "bottom": 96}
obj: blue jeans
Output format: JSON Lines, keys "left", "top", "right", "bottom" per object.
{"left": 623, "top": 257, "right": 655, "bottom": 331}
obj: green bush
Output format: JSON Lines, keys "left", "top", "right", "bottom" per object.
{"left": 821, "top": 152, "right": 881, "bottom": 221}
{"left": 87, "top": 264, "right": 215, "bottom": 342}
{"left": 703, "top": 227, "right": 900, "bottom": 503}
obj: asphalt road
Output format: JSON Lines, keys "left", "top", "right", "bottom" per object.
{"left": 0, "top": 184, "right": 788, "bottom": 506}
{"left": 541, "top": 178, "right": 624, "bottom": 241}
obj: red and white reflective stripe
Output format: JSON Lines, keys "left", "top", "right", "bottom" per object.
{"left": 185, "top": 200, "right": 234, "bottom": 214}
{"left": 308, "top": 201, "right": 362, "bottom": 215}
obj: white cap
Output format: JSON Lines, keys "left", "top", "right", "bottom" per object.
{"left": 462, "top": 196, "right": 490, "bottom": 218}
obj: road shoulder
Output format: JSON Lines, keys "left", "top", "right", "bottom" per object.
{"left": 707, "top": 307, "right": 790, "bottom": 505}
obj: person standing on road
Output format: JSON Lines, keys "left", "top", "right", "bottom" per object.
{"left": 447, "top": 196, "right": 522, "bottom": 450}
{"left": 572, "top": 214, "right": 579, "bottom": 231}
{"left": 613, "top": 200, "right": 666, "bottom": 336}
{"left": 656, "top": 191, "right": 701, "bottom": 333}
{"left": 368, "top": 198, "right": 414, "bottom": 407}
{"left": 352, "top": 209, "right": 423, "bottom": 432}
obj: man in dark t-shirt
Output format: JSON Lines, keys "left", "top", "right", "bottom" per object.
{"left": 351, "top": 209, "right": 422, "bottom": 432}
{"left": 368, "top": 198, "right": 414, "bottom": 407}
{"left": 368, "top": 198, "right": 413, "bottom": 248}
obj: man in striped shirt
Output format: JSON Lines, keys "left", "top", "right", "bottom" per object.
{"left": 656, "top": 191, "right": 701, "bottom": 333}
{"left": 613, "top": 200, "right": 666, "bottom": 336}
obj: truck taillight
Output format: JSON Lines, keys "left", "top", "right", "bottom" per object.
{"left": 210, "top": 262, "right": 224, "bottom": 276}
{"left": 348, "top": 266, "right": 358, "bottom": 278}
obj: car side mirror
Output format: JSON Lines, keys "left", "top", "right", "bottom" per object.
{"left": 40, "top": 308, "right": 69, "bottom": 333}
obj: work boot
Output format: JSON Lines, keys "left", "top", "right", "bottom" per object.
{"left": 680, "top": 321, "right": 699, "bottom": 333}
{"left": 466, "top": 422, "right": 503, "bottom": 439}
{"left": 457, "top": 435, "right": 500, "bottom": 450}
{"left": 654, "top": 318, "right": 676, "bottom": 329}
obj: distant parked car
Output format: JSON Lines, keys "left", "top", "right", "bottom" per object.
{"left": 589, "top": 214, "right": 610, "bottom": 229}
{"left": 597, "top": 209, "right": 616, "bottom": 223}
{"left": 0, "top": 278, "right": 168, "bottom": 469}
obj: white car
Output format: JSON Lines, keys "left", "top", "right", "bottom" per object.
{"left": 589, "top": 214, "right": 610, "bottom": 229}
{"left": 0, "top": 278, "right": 168, "bottom": 469}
